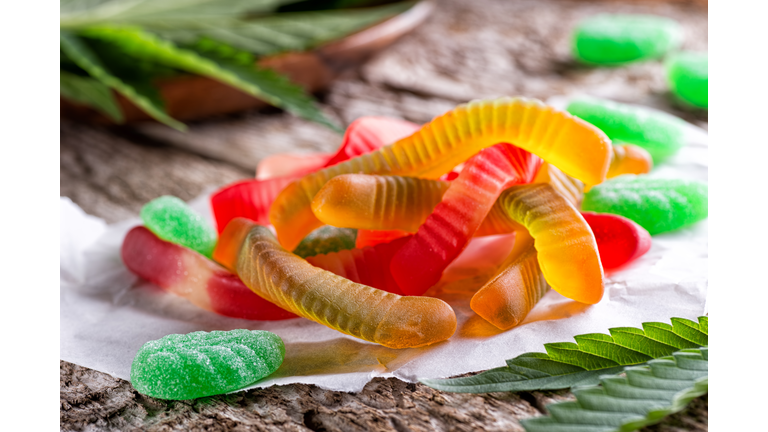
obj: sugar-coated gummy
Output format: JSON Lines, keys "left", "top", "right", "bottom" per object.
{"left": 292, "top": 225, "right": 357, "bottom": 258}
{"left": 666, "top": 52, "right": 708, "bottom": 109}
{"left": 140, "top": 196, "right": 218, "bottom": 258}
{"left": 270, "top": 97, "right": 612, "bottom": 251}
{"left": 214, "top": 219, "right": 457, "bottom": 349}
{"left": 566, "top": 97, "right": 686, "bottom": 164}
{"left": 131, "top": 329, "right": 285, "bottom": 400}
{"left": 572, "top": 14, "right": 681, "bottom": 65}
{"left": 582, "top": 176, "right": 708, "bottom": 235}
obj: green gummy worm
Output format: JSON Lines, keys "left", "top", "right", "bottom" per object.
{"left": 131, "top": 329, "right": 285, "bottom": 400}
{"left": 582, "top": 176, "right": 707, "bottom": 235}
{"left": 573, "top": 14, "right": 682, "bottom": 65}
{"left": 140, "top": 195, "right": 218, "bottom": 258}
{"left": 292, "top": 225, "right": 357, "bottom": 258}
{"left": 667, "top": 52, "right": 708, "bottom": 109}
{"left": 566, "top": 97, "right": 686, "bottom": 164}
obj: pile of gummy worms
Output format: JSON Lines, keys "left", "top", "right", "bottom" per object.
{"left": 123, "top": 96, "right": 708, "bottom": 350}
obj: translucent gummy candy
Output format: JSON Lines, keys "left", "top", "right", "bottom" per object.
{"left": 582, "top": 176, "right": 708, "bottom": 235}
{"left": 666, "top": 52, "right": 708, "bottom": 109}
{"left": 581, "top": 212, "right": 652, "bottom": 270}
{"left": 131, "top": 329, "right": 285, "bottom": 400}
{"left": 140, "top": 196, "right": 217, "bottom": 258}
{"left": 292, "top": 225, "right": 357, "bottom": 258}
{"left": 567, "top": 97, "right": 686, "bottom": 164}
{"left": 214, "top": 219, "right": 457, "bottom": 349}
{"left": 572, "top": 14, "right": 681, "bottom": 65}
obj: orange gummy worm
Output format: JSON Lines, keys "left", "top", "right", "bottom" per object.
{"left": 214, "top": 218, "right": 457, "bottom": 349}
{"left": 270, "top": 97, "right": 611, "bottom": 250}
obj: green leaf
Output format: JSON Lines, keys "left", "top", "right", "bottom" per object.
{"left": 59, "top": 30, "right": 185, "bottom": 130}
{"left": 61, "top": 0, "right": 292, "bottom": 29}
{"left": 420, "top": 317, "right": 707, "bottom": 393}
{"left": 60, "top": 71, "right": 124, "bottom": 122}
{"left": 150, "top": 2, "right": 415, "bottom": 57}
{"left": 520, "top": 347, "right": 708, "bottom": 432}
{"left": 78, "top": 26, "right": 341, "bottom": 131}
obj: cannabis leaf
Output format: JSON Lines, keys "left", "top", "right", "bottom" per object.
{"left": 60, "top": 30, "right": 186, "bottom": 130}
{"left": 60, "top": 71, "right": 124, "bottom": 122}
{"left": 521, "top": 347, "right": 708, "bottom": 432}
{"left": 79, "top": 26, "right": 341, "bottom": 131}
{"left": 421, "top": 317, "right": 707, "bottom": 393}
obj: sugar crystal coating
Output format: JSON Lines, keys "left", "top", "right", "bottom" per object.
{"left": 131, "top": 329, "right": 285, "bottom": 400}
{"left": 582, "top": 176, "right": 708, "bottom": 235}
{"left": 667, "top": 52, "right": 708, "bottom": 109}
{"left": 567, "top": 97, "right": 686, "bottom": 164}
{"left": 140, "top": 196, "right": 217, "bottom": 258}
{"left": 573, "top": 14, "right": 681, "bottom": 65}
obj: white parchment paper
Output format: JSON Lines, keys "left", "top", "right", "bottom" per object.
{"left": 60, "top": 100, "right": 708, "bottom": 393}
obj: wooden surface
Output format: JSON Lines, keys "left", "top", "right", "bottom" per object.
{"left": 60, "top": 0, "right": 708, "bottom": 430}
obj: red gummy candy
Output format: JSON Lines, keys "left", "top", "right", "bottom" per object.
{"left": 211, "top": 117, "right": 421, "bottom": 233}
{"left": 580, "top": 212, "right": 652, "bottom": 270}
{"left": 122, "top": 226, "right": 297, "bottom": 320}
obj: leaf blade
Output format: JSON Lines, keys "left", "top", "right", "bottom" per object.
{"left": 60, "top": 71, "right": 124, "bottom": 122}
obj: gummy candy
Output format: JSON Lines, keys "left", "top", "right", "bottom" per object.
{"left": 140, "top": 196, "right": 217, "bottom": 258}
{"left": 607, "top": 144, "right": 653, "bottom": 179}
{"left": 572, "top": 14, "right": 681, "bottom": 65}
{"left": 312, "top": 174, "right": 450, "bottom": 233}
{"left": 271, "top": 97, "right": 612, "bottom": 250}
{"left": 122, "top": 226, "right": 297, "bottom": 321}
{"left": 390, "top": 143, "right": 541, "bottom": 295}
{"left": 292, "top": 225, "right": 357, "bottom": 258}
{"left": 355, "top": 229, "right": 411, "bottom": 249}
{"left": 305, "top": 236, "right": 412, "bottom": 295}
{"left": 566, "top": 97, "right": 686, "bottom": 164}
{"left": 214, "top": 218, "right": 457, "bottom": 349}
{"left": 212, "top": 116, "right": 420, "bottom": 233}
{"left": 470, "top": 230, "right": 548, "bottom": 330}
{"left": 666, "top": 52, "right": 708, "bottom": 109}
{"left": 489, "top": 184, "right": 604, "bottom": 304}
{"left": 582, "top": 176, "right": 708, "bottom": 235}
{"left": 531, "top": 163, "right": 584, "bottom": 208}
{"left": 581, "top": 212, "right": 652, "bottom": 270}
{"left": 131, "top": 329, "right": 285, "bottom": 400}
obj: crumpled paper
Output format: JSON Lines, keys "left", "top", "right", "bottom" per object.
{"left": 60, "top": 99, "right": 708, "bottom": 393}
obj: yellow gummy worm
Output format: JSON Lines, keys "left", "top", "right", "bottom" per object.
{"left": 312, "top": 174, "right": 450, "bottom": 232}
{"left": 216, "top": 219, "right": 457, "bottom": 349}
{"left": 270, "top": 97, "right": 612, "bottom": 250}
{"left": 607, "top": 144, "right": 653, "bottom": 179}
{"left": 470, "top": 230, "right": 549, "bottom": 330}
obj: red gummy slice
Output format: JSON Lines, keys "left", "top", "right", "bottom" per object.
{"left": 355, "top": 229, "right": 412, "bottom": 249}
{"left": 581, "top": 212, "right": 652, "bottom": 270}
{"left": 391, "top": 143, "right": 542, "bottom": 295}
{"left": 211, "top": 117, "right": 421, "bottom": 233}
{"left": 122, "top": 226, "right": 297, "bottom": 320}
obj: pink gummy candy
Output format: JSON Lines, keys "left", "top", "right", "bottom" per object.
{"left": 580, "top": 212, "right": 652, "bottom": 270}
{"left": 122, "top": 226, "right": 297, "bottom": 320}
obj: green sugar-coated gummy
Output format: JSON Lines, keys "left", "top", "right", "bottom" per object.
{"left": 582, "top": 176, "right": 707, "bottom": 235}
{"left": 667, "top": 52, "right": 708, "bottom": 109}
{"left": 293, "top": 225, "right": 357, "bottom": 258}
{"left": 573, "top": 14, "right": 681, "bottom": 65}
{"left": 566, "top": 97, "right": 686, "bottom": 164}
{"left": 140, "top": 195, "right": 217, "bottom": 258}
{"left": 131, "top": 330, "right": 285, "bottom": 400}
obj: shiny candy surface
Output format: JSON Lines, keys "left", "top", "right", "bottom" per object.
{"left": 215, "top": 220, "right": 457, "bottom": 349}
{"left": 270, "top": 97, "right": 612, "bottom": 250}
{"left": 582, "top": 176, "right": 708, "bottom": 235}
{"left": 607, "top": 144, "right": 653, "bottom": 179}
{"left": 122, "top": 226, "right": 297, "bottom": 321}
{"left": 581, "top": 212, "right": 652, "bottom": 270}
{"left": 131, "top": 330, "right": 284, "bottom": 400}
